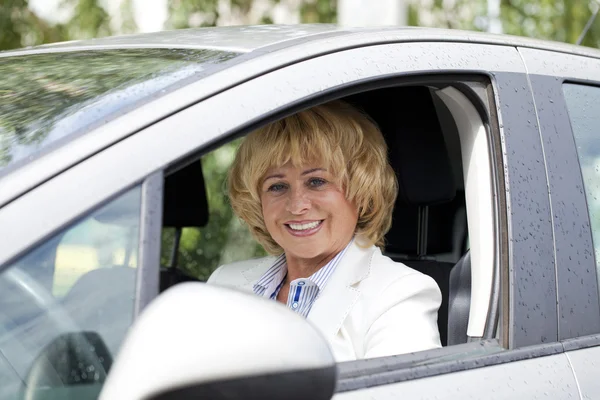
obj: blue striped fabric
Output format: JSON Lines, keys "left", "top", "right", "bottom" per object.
{"left": 253, "top": 240, "right": 352, "bottom": 318}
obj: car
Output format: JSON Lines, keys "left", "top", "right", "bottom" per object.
{"left": 0, "top": 23, "right": 599, "bottom": 399}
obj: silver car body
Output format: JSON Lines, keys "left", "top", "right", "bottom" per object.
{"left": 0, "top": 25, "right": 599, "bottom": 399}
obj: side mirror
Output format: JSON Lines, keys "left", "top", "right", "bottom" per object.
{"left": 100, "top": 283, "right": 337, "bottom": 400}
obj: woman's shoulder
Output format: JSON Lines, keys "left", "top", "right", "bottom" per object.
{"left": 366, "top": 249, "right": 438, "bottom": 288}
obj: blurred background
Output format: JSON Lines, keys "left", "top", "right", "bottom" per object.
{"left": 1, "top": 0, "right": 600, "bottom": 52}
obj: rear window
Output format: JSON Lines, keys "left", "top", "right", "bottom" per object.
{"left": 0, "top": 48, "right": 240, "bottom": 174}
{"left": 563, "top": 83, "right": 600, "bottom": 290}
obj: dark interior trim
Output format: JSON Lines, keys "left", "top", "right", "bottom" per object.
{"left": 484, "top": 78, "right": 510, "bottom": 349}
{"left": 480, "top": 80, "right": 505, "bottom": 343}
{"left": 135, "top": 170, "right": 164, "bottom": 316}
{"left": 148, "top": 365, "right": 336, "bottom": 400}
{"left": 492, "top": 72, "right": 558, "bottom": 348}
{"left": 538, "top": 77, "right": 600, "bottom": 339}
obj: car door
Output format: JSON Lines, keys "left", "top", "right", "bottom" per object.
{"left": 520, "top": 46, "right": 600, "bottom": 399}
{"left": 0, "top": 37, "right": 576, "bottom": 398}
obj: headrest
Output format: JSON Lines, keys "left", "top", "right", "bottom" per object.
{"left": 346, "top": 86, "right": 456, "bottom": 206}
{"left": 386, "top": 195, "right": 466, "bottom": 255}
{"left": 345, "top": 86, "right": 458, "bottom": 256}
{"left": 163, "top": 160, "right": 209, "bottom": 228}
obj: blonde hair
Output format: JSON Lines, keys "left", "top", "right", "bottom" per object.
{"left": 228, "top": 100, "right": 398, "bottom": 255}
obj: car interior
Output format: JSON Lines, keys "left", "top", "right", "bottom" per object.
{"left": 159, "top": 84, "right": 473, "bottom": 348}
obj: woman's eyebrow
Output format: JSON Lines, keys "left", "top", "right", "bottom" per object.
{"left": 263, "top": 173, "right": 285, "bottom": 181}
{"left": 301, "top": 168, "right": 326, "bottom": 176}
{"left": 263, "top": 168, "right": 325, "bottom": 182}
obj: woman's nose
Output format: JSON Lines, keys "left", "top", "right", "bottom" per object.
{"left": 285, "top": 187, "right": 311, "bottom": 214}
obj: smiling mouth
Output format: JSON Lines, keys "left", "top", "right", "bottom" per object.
{"left": 285, "top": 220, "right": 324, "bottom": 236}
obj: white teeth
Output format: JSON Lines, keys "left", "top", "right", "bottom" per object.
{"left": 288, "top": 221, "right": 321, "bottom": 231}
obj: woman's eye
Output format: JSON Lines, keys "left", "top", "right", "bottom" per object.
{"left": 267, "top": 183, "right": 287, "bottom": 192}
{"left": 308, "top": 178, "right": 327, "bottom": 187}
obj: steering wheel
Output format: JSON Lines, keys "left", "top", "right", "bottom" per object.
{"left": 0, "top": 267, "right": 110, "bottom": 397}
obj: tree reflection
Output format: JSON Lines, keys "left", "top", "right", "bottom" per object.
{"left": 0, "top": 48, "right": 238, "bottom": 169}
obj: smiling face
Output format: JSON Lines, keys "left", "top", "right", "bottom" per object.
{"left": 260, "top": 163, "right": 359, "bottom": 263}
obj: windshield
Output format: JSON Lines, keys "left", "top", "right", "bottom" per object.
{"left": 0, "top": 48, "right": 240, "bottom": 174}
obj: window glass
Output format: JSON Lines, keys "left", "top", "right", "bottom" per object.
{"left": 0, "top": 48, "right": 240, "bottom": 174}
{"left": 564, "top": 83, "right": 600, "bottom": 286}
{"left": 54, "top": 218, "right": 138, "bottom": 297}
{"left": 0, "top": 186, "right": 141, "bottom": 399}
{"left": 161, "top": 139, "right": 266, "bottom": 282}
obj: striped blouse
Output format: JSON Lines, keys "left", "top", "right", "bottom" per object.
{"left": 252, "top": 241, "right": 352, "bottom": 318}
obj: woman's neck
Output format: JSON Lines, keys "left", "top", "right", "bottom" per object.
{"left": 285, "top": 253, "right": 337, "bottom": 282}
{"left": 284, "top": 239, "right": 352, "bottom": 282}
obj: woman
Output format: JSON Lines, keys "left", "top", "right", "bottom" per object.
{"left": 208, "top": 100, "right": 442, "bottom": 361}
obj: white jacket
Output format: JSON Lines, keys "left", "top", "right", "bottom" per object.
{"left": 207, "top": 240, "right": 442, "bottom": 361}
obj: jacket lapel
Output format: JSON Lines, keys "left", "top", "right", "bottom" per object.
{"left": 230, "top": 242, "right": 375, "bottom": 344}
{"left": 233, "top": 256, "right": 276, "bottom": 292}
{"left": 307, "top": 241, "right": 375, "bottom": 341}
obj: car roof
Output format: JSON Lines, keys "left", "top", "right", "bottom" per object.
{"left": 1, "top": 25, "right": 343, "bottom": 54}
{"left": 2, "top": 24, "right": 600, "bottom": 60}
{"left": 2, "top": 24, "right": 600, "bottom": 209}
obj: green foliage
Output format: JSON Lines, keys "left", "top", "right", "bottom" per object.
{"left": 166, "top": 0, "right": 220, "bottom": 28}
{"left": 161, "top": 140, "right": 267, "bottom": 280}
{"left": 416, "top": 0, "right": 487, "bottom": 30}
{"left": 0, "top": 0, "right": 113, "bottom": 51}
{"left": 418, "top": 0, "right": 600, "bottom": 48}
{"left": 300, "top": 0, "right": 336, "bottom": 23}
{"left": 407, "top": 3, "right": 420, "bottom": 27}
{"left": 119, "top": 0, "right": 138, "bottom": 34}
{"left": 166, "top": 0, "right": 336, "bottom": 29}
{"left": 0, "top": 0, "right": 65, "bottom": 50}
{"left": 61, "top": 0, "right": 112, "bottom": 39}
{"left": 501, "top": 0, "right": 600, "bottom": 47}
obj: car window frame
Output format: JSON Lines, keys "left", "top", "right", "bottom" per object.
{"left": 0, "top": 40, "right": 560, "bottom": 387}
{"left": 135, "top": 171, "right": 163, "bottom": 315}
{"left": 518, "top": 46, "right": 600, "bottom": 342}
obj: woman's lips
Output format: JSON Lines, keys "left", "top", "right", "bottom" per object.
{"left": 285, "top": 220, "right": 324, "bottom": 237}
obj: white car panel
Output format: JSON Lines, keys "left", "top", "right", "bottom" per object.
{"left": 334, "top": 353, "right": 578, "bottom": 399}
{"left": 518, "top": 47, "right": 600, "bottom": 81}
{"left": 567, "top": 345, "right": 600, "bottom": 400}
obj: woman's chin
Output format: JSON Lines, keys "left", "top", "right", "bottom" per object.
{"left": 282, "top": 242, "right": 327, "bottom": 260}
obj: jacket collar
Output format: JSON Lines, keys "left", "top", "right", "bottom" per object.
{"left": 240, "top": 256, "right": 277, "bottom": 288}
{"left": 238, "top": 239, "right": 377, "bottom": 339}
{"left": 239, "top": 239, "right": 374, "bottom": 287}
{"left": 306, "top": 240, "right": 376, "bottom": 340}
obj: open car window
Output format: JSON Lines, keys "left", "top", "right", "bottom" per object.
{"left": 159, "top": 138, "right": 266, "bottom": 287}
{"left": 158, "top": 81, "right": 497, "bottom": 356}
